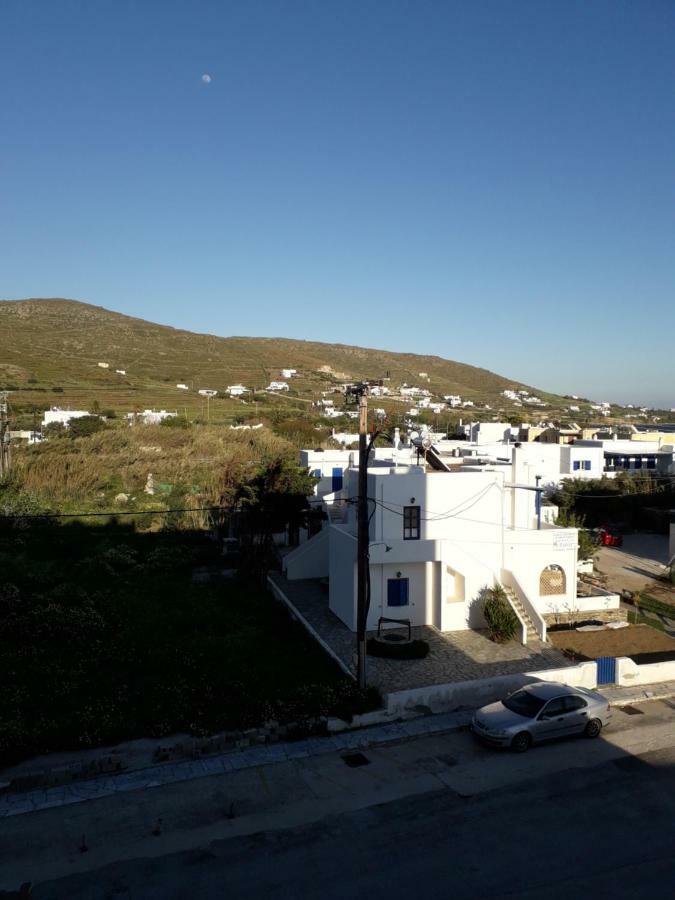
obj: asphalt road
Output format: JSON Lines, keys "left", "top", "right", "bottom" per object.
{"left": 10, "top": 700, "right": 675, "bottom": 899}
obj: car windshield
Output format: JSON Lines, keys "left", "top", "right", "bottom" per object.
{"left": 502, "top": 690, "right": 547, "bottom": 718}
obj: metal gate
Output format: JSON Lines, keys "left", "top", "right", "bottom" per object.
{"left": 596, "top": 656, "right": 616, "bottom": 685}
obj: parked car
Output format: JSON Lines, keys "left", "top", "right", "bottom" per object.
{"left": 596, "top": 525, "right": 623, "bottom": 547}
{"left": 471, "top": 682, "right": 611, "bottom": 752}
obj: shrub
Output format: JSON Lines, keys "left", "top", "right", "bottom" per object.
{"left": 481, "top": 585, "right": 519, "bottom": 643}
{"left": 68, "top": 415, "right": 106, "bottom": 439}
{"left": 160, "top": 416, "right": 190, "bottom": 428}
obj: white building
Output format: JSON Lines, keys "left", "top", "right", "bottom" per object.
{"left": 126, "top": 409, "right": 177, "bottom": 425}
{"left": 285, "top": 444, "right": 614, "bottom": 635}
{"left": 115, "top": 369, "right": 126, "bottom": 376}
{"left": 444, "top": 395, "right": 462, "bottom": 407}
{"left": 42, "top": 408, "right": 91, "bottom": 429}
{"left": 267, "top": 381, "right": 290, "bottom": 391}
{"left": 227, "top": 385, "right": 249, "bottom": 397}
{"left": 176, "top": 384, "right": 189, "bottom": 390}
{"left": 198, "top": 389, "right": 218, "bottom": 398}
{"left": 281, "top": 369, "right": 297, "bottom": 379}
{"left": 466, "top": 422, "right": 513, "bottom": 445}
{"left": 97, "top": 362, "right": 109, "bottom": 369}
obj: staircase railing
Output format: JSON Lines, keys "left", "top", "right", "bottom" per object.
{"left": 501, "top": 569, "right": 547, "bottom": 641}
{"left": 501, "top": 586, "right": 528, "bottom": 646}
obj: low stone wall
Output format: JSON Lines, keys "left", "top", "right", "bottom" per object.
{"left": 544, "top": 608, "right": 627, "bottom": 627}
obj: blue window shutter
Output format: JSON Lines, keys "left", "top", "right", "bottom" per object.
{"left": 387, "top": 578, "right": 409, "bottom": 607}
{"left": 647, "top": 456, "right": 656, "bottom": 469}
{"left": 312, "top": 469, "right": 321, "bottom": 478}
{"left": 331, "top": 468, "right": 343, "bottom": 491}
{"left": 573, "top": 461, "right": 580, "bottom": 471}
{"left": 584, "top": 460, "right": 591, "bottom": 471}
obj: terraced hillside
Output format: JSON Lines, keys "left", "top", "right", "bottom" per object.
{"left": 0, "top": 298, "right": 565, "bottom": 420}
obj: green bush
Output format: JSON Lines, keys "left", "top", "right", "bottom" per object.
{"left": 481, "top": 585, "right": 519, "bottom": 643}
{"left": 69, "top": 415, "right": 106, "bottom": 439}
{"left": 160, "top": 416, "right": 190, "bottom": 428}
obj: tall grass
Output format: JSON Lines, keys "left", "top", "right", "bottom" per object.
{"left": 10, "top": 422, "right": 294, "bottom": 512}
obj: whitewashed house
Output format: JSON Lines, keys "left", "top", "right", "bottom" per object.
{"left": 267, "top": 381, "right": 289, "bottom": 391}
{"left": 285, "top": 444, "right": 618, "bottom": 636}
{"left": 467, "top": 422, "right": 513, "bottom": 444}
{"left": 42, "top": 408, "right": 91, "bottom": 429}
{"left": 281, "top": 369, "right": 297, "bottom": 379}
{"left": 227, "top": 385, "right": 249, "bottom": 397}
{"left": 198, "top": 389, "right": 218, "bottom": 398}
{"left": 115, "top": 369, "right": 126, "bottom": 375}
{"left": 176, "top": 383, "right": 189, "bottom": 390}
{"left": 97, "top": 362, "right": 109, "bottom": 369}
{"left": 126, "top": 409, "right": 177, "bottom": 425}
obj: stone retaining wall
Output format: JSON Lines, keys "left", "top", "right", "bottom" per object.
{"left": 543, "top": 608, "right": 627, "bottom": 627}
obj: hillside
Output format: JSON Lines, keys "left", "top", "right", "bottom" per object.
{"left": 0, "top": 298, "right": 561, "bottom": 419}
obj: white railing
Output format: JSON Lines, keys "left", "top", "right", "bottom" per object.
{"left": 502, "top": 588, "right": 528, "bottom": 646}
{"left": 501, "top": 569, "right": 547, "bottom": 641}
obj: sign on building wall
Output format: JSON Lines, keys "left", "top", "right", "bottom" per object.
{"left": 553, "top": 533, "right": 577, "bottom": 552}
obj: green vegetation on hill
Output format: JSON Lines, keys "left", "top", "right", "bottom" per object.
{"left": 0, "top": 298, "right": 564, "bottom": 421}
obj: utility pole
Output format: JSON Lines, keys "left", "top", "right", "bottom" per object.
{"left": 346, "top": 379, "right": 385, "bottom": 690}
{"left": 0, "top": 392, "right": 11, "bottom": 479}
{"left": 356, "top": 390, "right": 369, "bottom": 689}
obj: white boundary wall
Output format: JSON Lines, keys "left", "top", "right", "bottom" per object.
{"left": 385, "top": 662, "right": 597, "bottom": 715}
{"left": 616, "top": 656, "right": 675, "bottom": 686}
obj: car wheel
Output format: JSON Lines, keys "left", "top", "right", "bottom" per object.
{"left": 585, "top": 718, "right": 602, "bottom": 739}
{"left": 511, "top": 731, "right": 532, "bottom": 753}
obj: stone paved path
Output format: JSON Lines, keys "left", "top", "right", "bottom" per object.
{"left": 268, "top": 573, "right": 571, "bottom": 692}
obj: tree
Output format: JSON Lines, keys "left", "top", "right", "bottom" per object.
{"left": 236, "top": 457, "right": 320, "bottom": 577}
{"left": 68, "top": 415, "right": 105, "bottom": 439}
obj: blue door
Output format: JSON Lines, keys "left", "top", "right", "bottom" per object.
{"left": 331, "top": 468, "right": 343, "bottom": 492}
{"left": 596, "top": 657, "right": 616, "bottom": 685}
{"left": 387, "top": 578, "right": 409, "bottom": 607}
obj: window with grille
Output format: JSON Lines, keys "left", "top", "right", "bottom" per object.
{"left": 403, "top": 506, "right": 420, "bottom": 540}
{"left": 539, "top": 564, "right": 566, "bottom": 596}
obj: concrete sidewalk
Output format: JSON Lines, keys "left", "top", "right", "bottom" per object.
{"left": 2, "top": 680, "right": 673, "bottom": 820}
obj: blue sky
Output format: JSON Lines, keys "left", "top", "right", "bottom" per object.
{"left": 2, "top": 1, "right": 674, "bottom": 407}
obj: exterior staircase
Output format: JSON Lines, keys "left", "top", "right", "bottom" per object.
{"left": 503, "top": 586, "right": 539, "bottom": 645}
{"left": 324, "top": 500, "right": 347, "bottom": 524}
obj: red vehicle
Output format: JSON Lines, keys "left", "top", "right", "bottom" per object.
{"left": 598, "top": 526, "right": 623, "bottom": 547}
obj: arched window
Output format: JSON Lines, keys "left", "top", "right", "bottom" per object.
{"left": 540, "top": 564, "right": 566, "bottom": 596}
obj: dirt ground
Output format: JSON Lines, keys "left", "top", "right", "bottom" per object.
{"left": 548, "top": 623, "right": 675, "bottom": 660}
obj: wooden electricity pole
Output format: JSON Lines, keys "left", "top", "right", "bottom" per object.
{"left": 356, "top": 391, "right": 369, "bottom": 689}
{"left": 0, "top": 392, "right": 11, "bottom": 479}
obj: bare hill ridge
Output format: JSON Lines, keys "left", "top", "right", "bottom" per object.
{"left": 0, "top": 298, "right": 559, "bottom": 409}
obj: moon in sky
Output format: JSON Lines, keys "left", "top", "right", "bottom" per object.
{"left": 201, "top": 73, "right": 212, "bottom": 84}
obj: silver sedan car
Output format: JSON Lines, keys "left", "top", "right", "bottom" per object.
{"left": 471, "top": 681, "right": 612, "bottom": 752}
